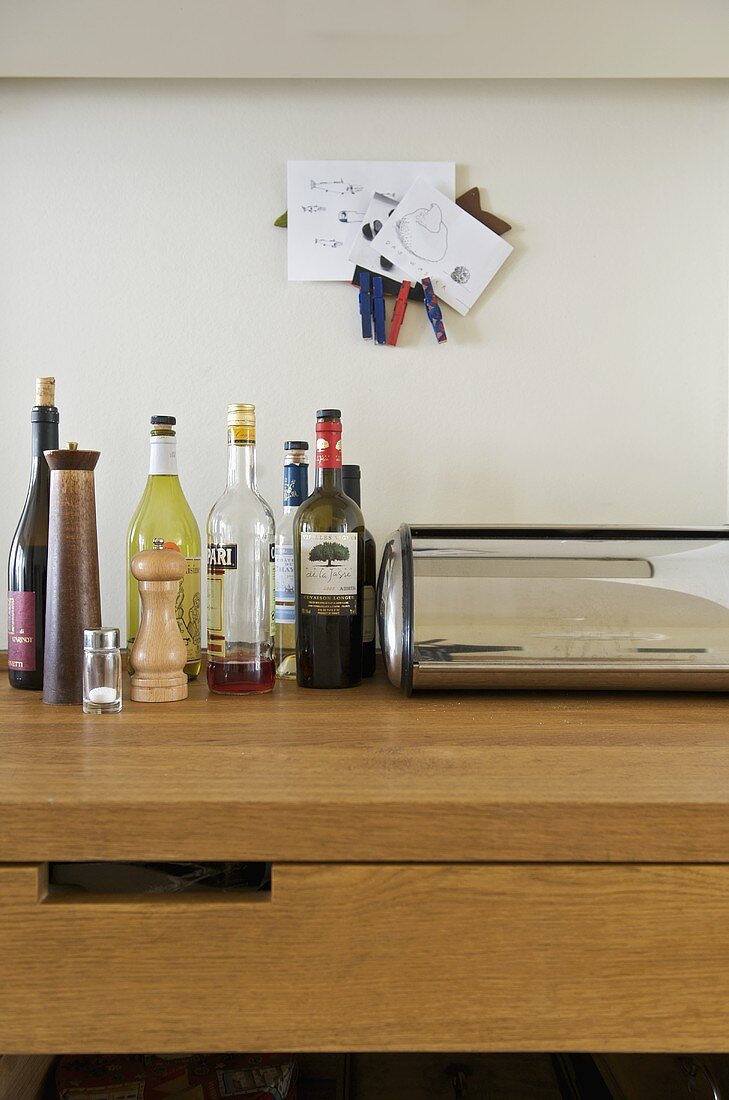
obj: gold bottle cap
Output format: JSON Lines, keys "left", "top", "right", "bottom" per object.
{"left": 67, "top": 441, "right": 78, "bottom": 450}
{"left": 227, "top": 403, "right": 255, "bottom": 428}
{"left": 35, "top": 376, "right": 55, "bottom": 407}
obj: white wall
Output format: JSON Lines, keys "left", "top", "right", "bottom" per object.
{"left": 1, "top": 79, "right": 728, "bottom": 643}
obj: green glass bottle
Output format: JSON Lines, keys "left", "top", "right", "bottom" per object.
{"left": 294, "top": 409, "right": 364, "bottom": 689}
{"left": 126, "top": 416, "right": 201, "bottom": 679}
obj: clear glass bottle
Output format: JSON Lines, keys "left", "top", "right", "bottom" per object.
{"left": 275, "top": 441, "right": 309, "bottom": 679}
{"left": 127, "top": 416, "right": 202, "bottom": 679}
{"left": 294, "top": 409, "right": 364, "bottom": 689}
{"left": 83, "top": 628, "right": 122, "bottom": 714}
{"left": 207, "top": 404, "right": 276, "bottom": 695}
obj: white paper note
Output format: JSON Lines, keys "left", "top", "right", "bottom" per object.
{"left": 371, "top": 177, "right": 513, "bottom": 314}
{"left": 287, "top": 161, "right": 455, "bottom": 281}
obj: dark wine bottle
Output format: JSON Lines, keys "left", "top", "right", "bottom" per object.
{"left": 7, "top": 377, "right": 60, "bottom": 690}
{"left": 342, "top": 464, "right": 376, "bottom": 678}
{"left": 294, "top": 410, "right": 364, "bottom": 688}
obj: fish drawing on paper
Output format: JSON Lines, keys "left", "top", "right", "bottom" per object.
{"left": 315, "top": 238, "right": 344, "bottom": 248}
{"left": 338, "top": 210, "right": 365, "bottom": 223}
{"left": 396, "top": 203, "right": 449, "bottom": 262}
{"left": 301, "top": 204, "right": 326, "bottom": 213}
{"left": 311, "top": 179, "right": 364, "bottom": 194}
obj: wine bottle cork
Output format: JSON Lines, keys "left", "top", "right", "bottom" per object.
{"left": 35, "top": 377, "right": 55, "bottom": 408}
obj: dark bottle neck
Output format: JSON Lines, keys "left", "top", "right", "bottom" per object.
{"left": 283, "top": 462, "right": 309, "bottom": 509}
{"left": 342, "top": 476, "right": 361, "bottom": 507}
{"left": 30, "top": 409, "right": 59, "bottom": 481}
{"left": 315, "top": 467, "right": 343, "bottom": 492}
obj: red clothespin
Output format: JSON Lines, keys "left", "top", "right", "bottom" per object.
{"left": 387, "top": 281, "right": 411, "bottom": 346}
{"left": 422, "top": 276, "right": 447, "bottom": 344}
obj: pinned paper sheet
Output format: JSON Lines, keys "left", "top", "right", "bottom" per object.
{"left": 287, "top": 161, "right": 455, "bottom": 281}
{"left": 371, "top": 178, "right": 513, "bottom": 315}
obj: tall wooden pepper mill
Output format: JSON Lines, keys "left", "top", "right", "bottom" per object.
{"left": 130, "top": 538, "right": 188, "bottom": 702}
{"left": 43, "top": 443, "right": 102, "bottom": 705}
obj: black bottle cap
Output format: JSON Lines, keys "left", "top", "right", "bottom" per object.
{"left": 284, "top": 440, "right": 309, "bottom": 450}
{"left": 316, "top": 409, "right": 341, "bottom": 419}
{"left": 342, "top": 464, "right": 361, "bottom": 479}
{"left": 151, "top": 415, "right": 176, "bottom": 425}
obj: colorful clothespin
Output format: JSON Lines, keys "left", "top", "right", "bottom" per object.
{"left": 358, "top": 270, "right": 372, "bottom": 339}
{"left": 422, "top": 277, "right": 447, "bottom": 344}
{"left": 387, "top": 281, "right": 411, "bottom": 346}
{"left": 372, "top": 275, "right": 387, "bottom": 345}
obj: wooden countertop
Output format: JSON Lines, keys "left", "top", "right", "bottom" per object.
{"left": 3, "top": 670, "right": 729, "bottom": 862}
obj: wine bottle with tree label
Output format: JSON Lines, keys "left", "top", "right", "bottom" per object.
{"left": 294, "top": 409, "right": 364, "bottom": 689}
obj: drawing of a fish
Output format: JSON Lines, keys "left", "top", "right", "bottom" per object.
{"left": 315, "top": 238, "right": 344, "bottom": 248}
{"left": 301, "top": 204, "right": 326, "bottom": 213}
{"left": 311, "top": 179, "right": 364, "bottom": 194}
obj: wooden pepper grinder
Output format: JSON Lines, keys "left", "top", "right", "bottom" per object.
{"left": 43, "top": 443, "right": 102, "bottom": 705}
{"left": 130, "top": 538, "right": 188, "bottom": 702}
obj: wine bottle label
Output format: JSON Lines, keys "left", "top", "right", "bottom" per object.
{"left": 300, "top": 532, "right": 358, "bottom": 614}
{"left": 7, "top": 591, "right": 36, "bottom": 671}
{"left": 176, "top": 559, "right": 201, "bottom": 662}
{"left": 283, "top": 464, "right": 308, "bottom": 507}
{"left": 275, "top": 546, "right": 295, "bottom": 624}
{"left": 363, "top": 585, "right": 376, "bottom": 643}
{"left": 148, "top": 437, "right": 179, "bottom": 476}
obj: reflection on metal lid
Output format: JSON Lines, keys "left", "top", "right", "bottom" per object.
{"left": 378, "top": 524, "right": 729, "bottom": 694}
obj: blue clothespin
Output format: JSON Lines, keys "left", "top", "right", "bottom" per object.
{"left": 358, "top": 270, "right": 372, "bottom": 339}
{"left": 422, "top": 276, "right": 447, "bottom": 344}
{"left": 372, "top": 275, "right": 386, "bottom": 345}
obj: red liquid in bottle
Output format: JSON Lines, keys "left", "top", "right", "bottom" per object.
{"left": 207, "top": 658, "right": 276, "bottom": 695}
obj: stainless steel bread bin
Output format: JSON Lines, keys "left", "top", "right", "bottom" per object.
{"left": 377, "top": 525, "right": 729, "bottom": 693}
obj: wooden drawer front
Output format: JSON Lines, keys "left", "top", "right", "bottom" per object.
{"left": 1, "top": 862, "right": 728, "bottom": 1053}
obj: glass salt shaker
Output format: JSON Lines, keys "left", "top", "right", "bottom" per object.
{"left": 82, "top": 628, "right": 122, "bottom": 714}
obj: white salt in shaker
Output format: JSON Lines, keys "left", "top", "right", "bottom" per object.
{"left": 82, "top": 628, "right": 122, "bottom": 714}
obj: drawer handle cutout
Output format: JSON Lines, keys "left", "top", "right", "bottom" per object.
{"left": 45, "top": 861, "right": 271, "bottom": 904}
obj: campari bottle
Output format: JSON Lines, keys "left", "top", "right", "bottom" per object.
{"left": 207, "top": 404, "right": 276, "bottom": 695}
{"left": 294, "top": 409, "right": 364, "bottom": 689}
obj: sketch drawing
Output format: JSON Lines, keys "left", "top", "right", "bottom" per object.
{"left": 310, "top": 179, "right": 364, "bottom": 194}
{"left": 396, "top": 203, "right": 449, "bottom": 262}
{"left": 451, "top": 266, "right": 471, "bottom": 284}
{"left": 301, "top": 204, "right": 326, "bottom": 213}
{"left": 338, "top": 210, "right": 365, "bottom": 223}
{"left": 315, "top": 238, "right": 344, "bottom": 248}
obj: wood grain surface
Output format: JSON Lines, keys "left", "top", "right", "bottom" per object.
{"left": 4, "top": 862, "right": 729, "bottom": 1052}
{"left": 3, "top": 670, "right": 729, "bottom": 861}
